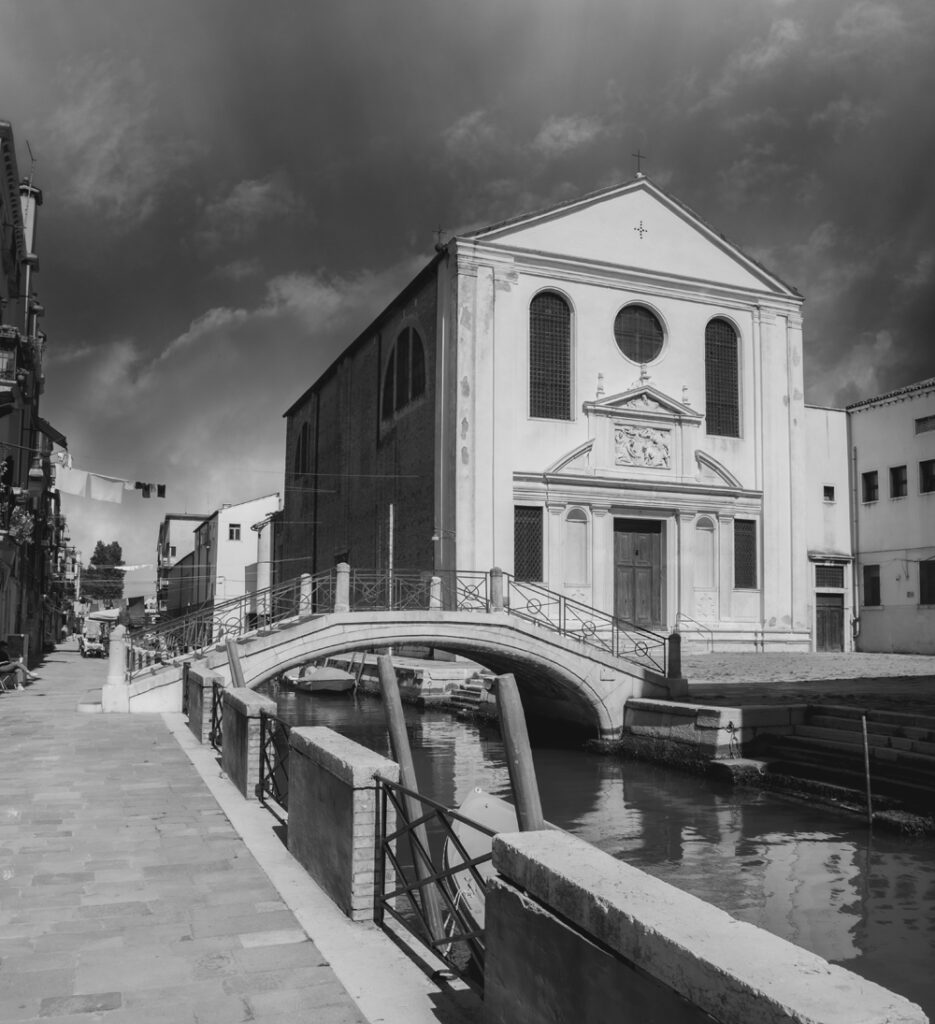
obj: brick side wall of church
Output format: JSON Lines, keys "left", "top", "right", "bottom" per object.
{"left": 281, "top": 273, "right": 438, "bottom": 579}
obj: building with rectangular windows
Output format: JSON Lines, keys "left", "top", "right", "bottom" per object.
{"left": 848, "top": 378, "right": 935, "bottom": 653}
{"left": 155, "top": 512, "right": 206, "bottom": 619}
{"left": 280, "top": 175, "right": 846, "bottom": 651}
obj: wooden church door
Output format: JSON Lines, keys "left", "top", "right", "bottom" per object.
{"left": 614, "top": 519, "right": 663, "bottom": 629}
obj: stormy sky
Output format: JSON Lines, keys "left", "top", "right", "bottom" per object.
{"left": 1, "top": 0, "right": 933, "bottom": 596}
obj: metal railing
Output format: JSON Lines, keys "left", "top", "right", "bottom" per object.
{"left": 209, "top": 680, "right": 224, "bottom": 752}
{"left": 349, "top": 570, "right": 433, "bottom": 612}
{"left": 374, "top": 776, "right": 498, "bottom": 992}
{"left": 126, "top": 569, "right": 337, "bottom": 675}
{"left": 129, "top": 565, "right": 669, "bottom": 678}
{"left": 258, "top": 709, "right": 292, "bottom": 812}
{"left": 503, "top": 574, "right": 668, "bottom": 674}
{"left": 675, "top": 612, "right": 714, "bottom": 653}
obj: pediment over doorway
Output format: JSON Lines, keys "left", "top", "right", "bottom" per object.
{"left": 582, "top": 385, "right": 703, "bottom": 425}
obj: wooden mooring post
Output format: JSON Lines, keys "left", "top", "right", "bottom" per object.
{"left": 377, "top": 655, "right": 446, "bottom": 944}
{"left": 493, "top": 673, "right": 545, "bottom": 831}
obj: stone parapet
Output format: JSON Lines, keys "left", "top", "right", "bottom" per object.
{"left": 486, "top": 830, "right": 926, "bottom": 1024}
{"left": 184, "top": 662, "right": 223, "bottom": 745}
{"left": 287, "top": 726, "right": 399, "bottom": 922}
{"left": 221, "top": 687, "right": 277, "bottom": 800}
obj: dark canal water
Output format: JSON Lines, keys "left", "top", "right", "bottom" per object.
{"left": 263, "top": 682, "right": 935, "bottom": 1017}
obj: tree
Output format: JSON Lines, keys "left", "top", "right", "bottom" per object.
{"left": 81, "top": 540, "right": 125, "bottom": 605}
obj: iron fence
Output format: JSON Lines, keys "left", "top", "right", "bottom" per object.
{"left": 374, "top": 776, "right": 497, "bottom": 993}
{"left": 503, "top": 573, "right": 667, "bottom": 674}
{"left": 209, "top": 681, "right": 224, "bottom": 753}
{"left": 259, "top": 709, "right": 292, "bottom": 812}
{"left": 126, "top": 569, "right": 336, "bottom": 677}
{"left": 348, "top": 570, "right": 433, "bottom": 611}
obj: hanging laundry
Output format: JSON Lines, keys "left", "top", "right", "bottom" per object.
{"left": 88, "top": 474, "right": 125, "bottom": 503}
{"left": 141, "top": 484, "right": 152, "bottom": 498}
{"left": 55, "top": 467, "right": 89, "bottom": 497}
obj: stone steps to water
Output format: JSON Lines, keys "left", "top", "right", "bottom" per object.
{"left": 795, "top": 724, "right": 935, "bottom": 759}
{"left": 764, "top": 753, "right": 935, "bottom": 811}
{"left": 756, "top": 701, "right": 935, "bottom": 813}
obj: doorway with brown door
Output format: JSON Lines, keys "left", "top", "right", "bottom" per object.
{"left": 614, "top": 518, "right": 664, "bottom": 629}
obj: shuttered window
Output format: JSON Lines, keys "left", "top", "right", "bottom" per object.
{"left": 734, "top": 519, "right": 757, "bottom": 589}
{"left": 514, "top": 506, "right": 544, "bottom": 582}
{"left": 529, "top": 292, "right": 571, "bottom": 420}
{"left": 705, "top": 318, "right": 740, "bottom": 437}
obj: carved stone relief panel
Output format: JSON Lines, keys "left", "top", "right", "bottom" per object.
{"left": 614, "top": 423, "right": 671, "bottom": 469}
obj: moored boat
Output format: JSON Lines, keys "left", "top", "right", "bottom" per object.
{"left": 282, "top": 665, "right": 355, "bottom": 693}
{"left": 442, "top": 787, "right": 518, "bottom": 933}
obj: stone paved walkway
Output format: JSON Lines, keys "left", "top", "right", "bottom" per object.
{"left": 683, "top": 651, "right": 935, "bottom": 716}
{"left": 0, "top": 643, "right": 477, "bottom": 1024}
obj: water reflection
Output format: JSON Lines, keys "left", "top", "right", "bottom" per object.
{"left": 262, "top": 682, "right": 935, "bottom": 1017}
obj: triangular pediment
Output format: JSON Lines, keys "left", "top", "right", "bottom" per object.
{"left": 544, "top": 440, "right": 594, "bottom": 475}
{"left": 468, "top": 177, "right": 798, "bottom": 297}
{"left": 584, "top": 385, "right": 702, "bottom": 423}
{"left": 695, "top": 450, "right": 743, "bottom": 488}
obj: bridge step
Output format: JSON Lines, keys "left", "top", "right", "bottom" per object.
{"left": 77, "top": 689, "right": 103, "bottom": 714}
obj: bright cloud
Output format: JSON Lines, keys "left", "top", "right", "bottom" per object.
{"left": 198, "top": 176, "right": 305, "bottom": 248}
{"left": 532, "top": 115, "right": 605, "bottom": 157}
{"left": 45, "top": 56, "right": 196, "bottom": 224}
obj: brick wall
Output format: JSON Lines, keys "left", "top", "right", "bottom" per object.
{"left": 282, "top": 269, "right": 438, "bottom": 578}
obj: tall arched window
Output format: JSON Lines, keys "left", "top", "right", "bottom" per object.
{"left": 529, "top": 291, "right": 571, "bottom": 420}
{"left": 382, "top": 326, "right": 426, "bottom": 421}
{"left": 705, "top": 318, "right": 739, "bottom": 437}
{"left": 293, "top": 421, "right": 311, "bottom": 475}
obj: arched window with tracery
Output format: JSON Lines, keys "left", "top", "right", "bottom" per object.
{"left": 705, "top": 318, "right": 739, "bottom": 437}
{"left": 529, "top": 291, "right": 571, "bottom": 420}
{"left": 382, "top": 326, "right": 426, "bottom": 421}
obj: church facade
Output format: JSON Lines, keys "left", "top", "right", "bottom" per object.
{"left": 282, "top": 176, "right": 839, "bottom": 651}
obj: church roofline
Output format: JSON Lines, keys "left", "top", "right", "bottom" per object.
{"left": 283, "top": 252, "right": 444, "bottom": 418}
{"left": 463, "top": 173, "right": 802, "bottom": 299}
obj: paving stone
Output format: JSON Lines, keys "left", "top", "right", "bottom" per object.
{"left": 0, "top": 646, "right": 370, "bottom": 1024}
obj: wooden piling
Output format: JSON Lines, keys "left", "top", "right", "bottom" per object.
{"left": 377, "top": 655, "right": 445, "bottom": 944}
{"left": 494, "top": 673, "right": 545, "bottom": 831}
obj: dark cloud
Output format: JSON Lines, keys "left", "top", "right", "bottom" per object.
{"left": 1, "top": 0, "right": 933, "bottom": 585}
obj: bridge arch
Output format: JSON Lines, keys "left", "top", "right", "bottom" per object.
{"left": 225, "top": 611, "right": 673, "bottom": 739}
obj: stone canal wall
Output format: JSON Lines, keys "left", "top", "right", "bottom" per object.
{"left": 484, "top": 830, "right": 926, "bottom": 1024}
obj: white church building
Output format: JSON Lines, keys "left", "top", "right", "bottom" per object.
{"left": 281, "top": 175, "right": 853, "bottom": 653}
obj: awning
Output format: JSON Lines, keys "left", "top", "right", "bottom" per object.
{"left": 36, "top": 416, "right": 67, "bottom": 448}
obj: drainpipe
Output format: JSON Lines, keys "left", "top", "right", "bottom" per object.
{"left": 850, "top": 441, "right": 861, "bottom": 645}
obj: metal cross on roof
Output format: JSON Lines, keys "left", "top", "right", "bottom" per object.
{"left": 632, "top": 149, "right": 646, "bottom": 174}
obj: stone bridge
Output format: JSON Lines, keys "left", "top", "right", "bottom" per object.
{"left": 115, "top": 566, "right": 687, "bottom": 739}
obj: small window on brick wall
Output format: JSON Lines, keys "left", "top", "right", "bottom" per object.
{"left": 514, "top": 506, "right": 544, "bottom": 582}
{"left": 862, "top": 470, "right": 878, "bottom": 502}
{"left": 920, "top": 561, "right": 935, "bottom": 605}
{"left": 733, "top": 519, "right": 757, "bottom": 589}
{"left": 890, "top": 465, "right": 908, "bottom": 498}
{"left": 920, "top": 459, "right": 935, "bottom": 494}
{"left": 863, "top": 564, "right": 881, "bottom": 606}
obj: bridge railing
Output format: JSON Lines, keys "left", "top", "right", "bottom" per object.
{"left": 125, "top": 568, "right": 337, "bottom": 677}
{"left": 209, "top": 680, "right": 224, "bottom": 752}
{"left": 502, "top": 573, "right": 668, "bottom": 675}
{"left": 349, "top": 570, "right": 433, "bottom": 611}
{"left": 374, "top": 774, "right": 491, "bottom": 993}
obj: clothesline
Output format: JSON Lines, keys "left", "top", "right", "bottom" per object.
{"left": 51, "top": 452, "right": 166, "bottom": 504}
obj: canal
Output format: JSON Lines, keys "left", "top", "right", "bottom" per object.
{"left": 263, "top": 681, "right": 935, "bottom": 1018}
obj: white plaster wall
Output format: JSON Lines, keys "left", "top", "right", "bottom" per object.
{"left": 804, "top": 407, "right": 851, "bottom": 557}
{"left": 214, "top": 495, "right": 280, "bottom": 603}
{"left": 850, "top": 383, "right": 935, "bottom": 653}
